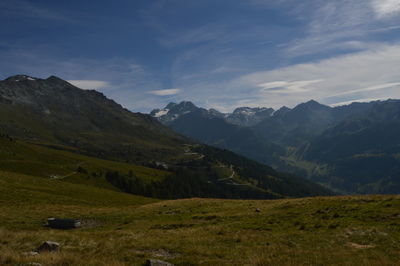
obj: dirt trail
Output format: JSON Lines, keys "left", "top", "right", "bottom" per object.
{"left": 51, "top": 162, "right": 84, "bottom": 180}
{"left": 218, "top": 165, "right": 235, "bottom": 181}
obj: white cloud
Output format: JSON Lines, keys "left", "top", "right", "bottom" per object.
{"left": 371, "top": 0, "right": 400, "bottom": 18}
{"left": 328, "top": 83, "right": 400, "bottom": 98}
{"left": 149, "top": 88, "right": 182, "bottom": 96}
{"left": 0, "top": 46, "right": 165, "bottom": 112}
{"left": 331, "top": 97, "right": 395, "bottom": 107}
{"left": 168, "top": 44, "right": 400, "bottom": 111}
{"left": 139, "top": 0, "right": 400, "bottom": 113}
{"left": 230, "top": 44, "right": 400, "bottom": 108}
{"left": 280, "top": 0, "right": 400, "bottom": 57}
{"left": 67, "top": 80, "right": 110, "bottom": 90}
{"left": 166, "top": 42, "right": 400, "bottom": 111}
{"left": 258, "top": 80, "right": 323, "bottom": 93}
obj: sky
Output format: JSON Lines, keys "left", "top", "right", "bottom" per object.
{"left": 1, "top": 0, "right": 400, "bottom": 112}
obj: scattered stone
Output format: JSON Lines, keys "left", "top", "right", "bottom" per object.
{"left": 22, "top": 251, "right": 39, "bottom": 256}
{"left": 347, "top": 242, "right": 375, "bottom": 249}
{"left": 135, "top": 249, "right": 180, "bottom": 259}
{"left": 79, "top": 218, "right": 101, "bottom": 229}
{"left": 35, "top": 241, "right": 60, "bottom": 253}
{"left": 146, "top": 259, "right": 175, "bottom": 266}
{"left": 255, "top": 208, "right": 261, "bottom": 212}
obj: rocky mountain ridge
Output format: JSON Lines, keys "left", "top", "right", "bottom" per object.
{"left": 151, "top": 98, "right": 400, "bottom": 194}
{"left": 151, "top": 101, "right": 275, "bottom": 127}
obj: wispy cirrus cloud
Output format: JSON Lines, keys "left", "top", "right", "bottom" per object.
{"left": 258, "top": 80, "right": 323, "bottom": 93}
{"left": 0, "top": 0, "right": 73, "bottom": 22}
{"left": 269, "top": 0, "right": 400, "bottom": 58}
{"left": 149, "top": 88, "right": 182, "bottom": 96}
{"left": 327, "top": 83, "right": 400, "bottom": 98}
{"left": 234, "top": 44, "right": 400, "bottom": 108}
{"left": 158, "top": 24, "right": 230, "bottom": 48}
{"left": 172, "top": 44, "right": 400, "bottom": 111}
{"left": 331, "top": 97, "right": 396, "bottom": 107}
{"left": 371, "top": 0, "right": 400, "bottom": 18}
{"left": 141, "top": 0, "right": 400, "bottom": 112}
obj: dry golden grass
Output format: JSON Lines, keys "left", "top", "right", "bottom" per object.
{"left": 1, "top": 170, "right": 400, "bottom": 265}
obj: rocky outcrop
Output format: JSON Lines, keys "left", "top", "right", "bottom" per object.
{"left": 35, "top": 241, "right": 60, "bottom": 253}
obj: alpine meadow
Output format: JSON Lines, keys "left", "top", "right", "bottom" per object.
{"left": 1, "top": 1, "right": 400, "bottom": 265}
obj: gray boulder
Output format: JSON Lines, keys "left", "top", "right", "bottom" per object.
{"left": 35, "top": 241, "right": 60, "bottom": 253}
{"left": 146, "top": 259, "right": 175, "bottom": 266}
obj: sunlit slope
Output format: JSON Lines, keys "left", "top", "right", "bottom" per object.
{"left": 0, "top": 136, "right": 332, "bottom": 199}
{"left": 0, "top": 137, "right": 170, "bottom": 189}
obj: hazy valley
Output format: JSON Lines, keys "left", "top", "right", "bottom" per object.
{"left": 151, "top": 99, "right": 400, "bottom": 195}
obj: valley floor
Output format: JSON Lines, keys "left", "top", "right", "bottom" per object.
{"left": 1, "top": 170, "right": 400, "bottom": 266}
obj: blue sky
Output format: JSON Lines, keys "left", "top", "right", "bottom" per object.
{"left": 1, "top": 0, "right": 400, "bottom": 112}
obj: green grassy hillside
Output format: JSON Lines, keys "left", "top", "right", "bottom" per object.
{"left": 0, "top": 136, "right": 332, "bottom": 199}
{"left": 0, "top": 137, "right": 170, "bottom": 189}
{"left": 0, "top": 170, "right": 399, "bottom": 265}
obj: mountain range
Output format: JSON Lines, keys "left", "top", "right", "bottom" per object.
{"left": 152, "top": 99, "right": 400, "bottom": 194}
{"left": 151, "top": 102, "right": 274, "bottom": 127}
{"left": 0, "top": 74, "right": 331, "bottom": 199}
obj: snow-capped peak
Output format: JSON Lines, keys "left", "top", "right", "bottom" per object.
{"left": 153, "top": 109, "right": 169, "bottom": 118}
{"left": 151, "top": 101, "right": 275, "bottom": 127}
{"left": 237, "top": 109, "right": 255, "bottom": 116}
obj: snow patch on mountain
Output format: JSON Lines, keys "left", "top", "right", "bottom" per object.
{"left": 151, "top": 101, "right": 275, "bottom": 127}
{"left": 154, "top": 109, "right": 169, "bottom": 117}
{"left": 5, "top": 75, "right": 37, "bottom": 82}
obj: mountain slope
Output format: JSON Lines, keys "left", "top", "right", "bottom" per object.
{"left": 0, "top": 75, "right": 185, "bottom": 163}
{"left": 225, "top": 106, "right": 274, "bottom": 126}
{"left": 0, "top": 75, "right": 331, "bottom": 199}
{"left": 152, "top": 99, "right": 400, "bottom": 194}
{"left": 152, "top": 101, "right": 285, "bottom": 166}
{"left": 303, "top": 100, "right": 400, "bottom": 193}
{"left": 151, "top": 101, "right": 274, "bottom": 127}
{"left": 254, "top": 100, "right": 338, "bottom": 146}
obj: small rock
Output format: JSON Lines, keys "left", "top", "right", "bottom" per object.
{"left": 35, "top": 241, "right": 60, "bottom": 253}
{"left": 146, "top": 259, "right": 175, "bottom": 266}
{"left": 347, "top": 242, "right": 375, "bottom": 249}
{"left": 255, "top": 208, "right": 261, "bottom": 212}
{"left": 23, "top": 251, "right": 39, "bottom": 256}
